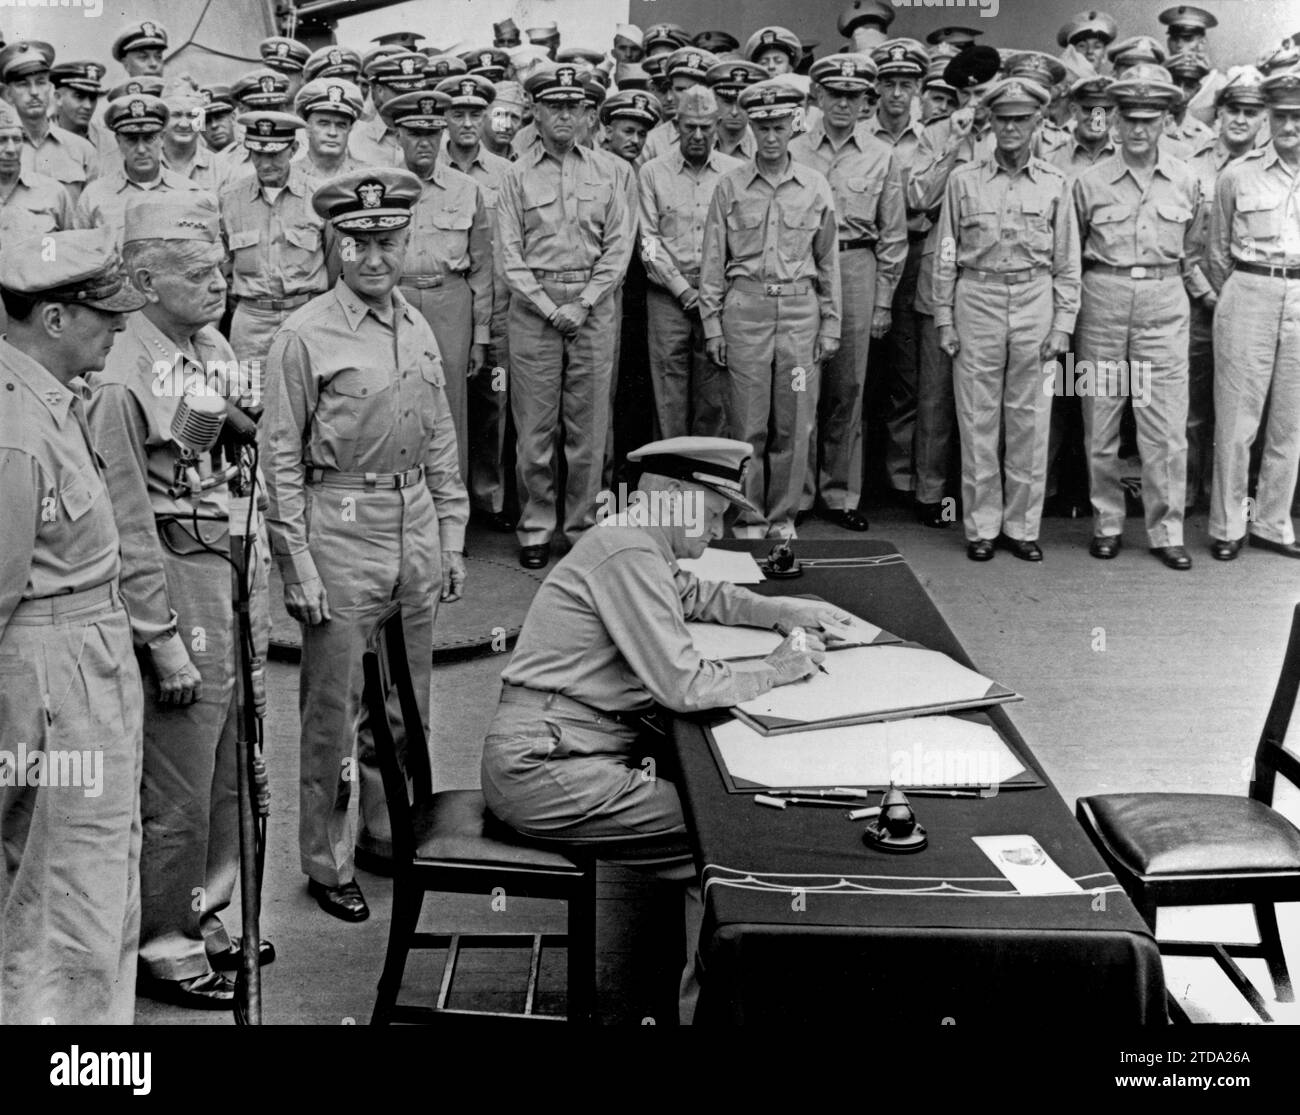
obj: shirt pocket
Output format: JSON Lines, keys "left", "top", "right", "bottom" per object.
{"left": 521, "top": 181, "right": 559, "bottom": 240}
{"left": 838, "top": 175, "right": 883, "bottom": 229}
{"left": 281, "top": 223, "right": 323, "bottom": 288}
{"left": 416, "top": 348, "right": 447, "bottom": 437}
{"left": 725, "top": 200, "right": 766, "bottom": 260}
{"left": 1154, "top": 201, "right": 1193, "bottom": 257}
{"left": 48, "top": 464, "right": 108, "bottom": 571}
{"left": 227, "top": 227, "right": 261, "bottom": 279}
{"left": 1235, "top": 192, "right": 1277, "bottom": 249}
{"left": 958, "top": 195, "right": 998, "bottom": 254}
{"left": 1019, "top": 195, "right": 1055, "bottom": 255}
{"left": 322, "top": 365, "right": 392, "bottom": 464}
{"left": 429, "top": 205, "right": 473, "bottom": 267}
{"left": 575, "top": 176, "right": 612, "bottom": 239}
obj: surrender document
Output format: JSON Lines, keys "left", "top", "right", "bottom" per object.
{"left": 686, "top": 612, "right": 899, "bottom": 660}
{"left": 677, "top": 548, "right": 765, "bottom": 584}
{"left": 710, "top": 715, "right": 1027, "bottom": 790}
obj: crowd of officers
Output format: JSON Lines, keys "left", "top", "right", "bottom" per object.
{"left": 1, "top": 2, "right": 1300, "bottom": 1023}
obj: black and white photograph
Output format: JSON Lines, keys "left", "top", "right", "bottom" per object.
{"left": 0, "top": 0, "right": 1298, "bottom": 1093}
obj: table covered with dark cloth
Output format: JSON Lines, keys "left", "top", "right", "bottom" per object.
{"left": 672, "top": 540, "right": 1167, "bottom": 1026}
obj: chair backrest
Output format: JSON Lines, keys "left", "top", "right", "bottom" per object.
{"left": 1251, "top": 603, "right": 1300, "bottom": 807}
{"left": 363, "top": 602, "right": 434, "bottom": 864}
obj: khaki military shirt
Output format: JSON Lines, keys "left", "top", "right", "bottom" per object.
{"left": 404, "top": 161, "right": 494, "bottom": 345}
{"left": 218, "top": 166, "right": 329, "bottom": 301}
{"left": 163, "top": 141, "right": 219, "bottom": 192}
{"left": 496, "top": 139, "right": 635, "bottom": 320}
{"left": 74, "top": 166, "right": 199, "bottom": 246}
{"left": 698, "top": 155, "right": 842, "bottom": 341}
{"left": 638, "top": 147, "right": 743, "bottom": 297}
{"left": 292, "top": 150, "right": 364, "bottom": 180}
{"left": 347, "top": 112, "right": 402, "bottom": 168}
{"left": 1048, "top": 132, "right": 1119, "bottom": 180}
{"left": 790, "top": 121, "right": 910, "bottom": 309}
{"left": 440, "top": 139, "right": 514, "bottom": 211}
{"left": 0, "top": 340, "right": 119, "bottom": 638}
{"left": 1207, "top": 144, "right": 1300, "bottom": 292}
{"left": 931, "top": 154, "right": 1081, "bottom": 334}
{"left": 20, "top": 124, "right": 98, "bottom": 203}
{"left": 263, "top": 279, "right": 469, "bottom": 585}
{"left": 716, "top": 128, "right": 756, "bottom": 160}
{"left": 501, "top": 523, "right": 794, "bottom": 714}
{"left": 85, "top": 313, "right": 238, "bottom": 675}
{"left": 0, "top": 168, "right": 74, "bottom": 240}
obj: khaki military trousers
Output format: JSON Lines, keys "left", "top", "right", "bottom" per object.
{"left": 1078, "top": 271, "right": 1189, "bottom": 547}
{"left": 1185, "top": 298, "right": 1215, "bottom": 509}
{"left": 914, "top": 312, "right": 959, "bottom": 505}
{"left": 402, "top": 276, "right": 472, "bottom": 489}
{"left": 0, "top": 587, "right": 142, "bottom": 1024}
{"left": 723, "top": 284, "right": 820, "bottom": 538}
{"left": 1210, "top": 271, "right": 1300, "bottom": 546}
{"left": 298, "top": 482, "right": 440, "bottom": 887}
{"left": 882, "top": 242, "right": 924, "bottom": 494}
{"left": 468, "top": 292, "right": 510, "bottom": 515}
{"left": 805, "top": 247, "right": 877, "bottom": 512}
{"left": 137, "top": 525, "right": 270, "bottom": 981}
{"left": 953, "top": 273, "right": 1054, "bottom": 542}
{"left": 230, "top": 301, "right": 298, "bottom": 368}
{"left": 646, "top": 284, "right": 729, "bottom": 440}
{"left": 509, "top": 279, "right": 617, "bottom": 548}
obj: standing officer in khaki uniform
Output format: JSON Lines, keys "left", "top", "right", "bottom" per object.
{"left": 293, "top": 78, "right": 365, "bottom": 180}
{"left": 1205, "top": 71, "right": 1300, "bottom": 561}
{"left": 219, "top": 111, "right": 329, "bottom": 367}
{"left": 933, "top": 78, "right": 1081, "bottom": 562}
{"left": 263, "top": 168, "right": 469, "bottom": 920}
{"left": 706, "top": 61, "right": 762, "bottom": 161}
{"left": 213, "top": 71, "right": 293, "bottom": 192}
{"left": 385, "top": 90, "right": 492, "bottom": 491}
{"left": 87, "top": 193, "right": 273, "bottom": 1010}
{"left": 792, "top": 55, "right": 907, "bottom": 531}
{"left": 200, "top": 84, "right": 238, "bottom": 155}
{"left": 700, "top": 79, "right": 841, "bottom": 540}
{"left": 496, "top": 63, "right": 635, "bottom": 569}
{"left": 1074, "top": 73, "right": 1207, "bottom": 571}
{"left": 349, "top": 51, "right": 426, "bottom": 168}
{"left": 0, "top": 101, "right": 73, "bottom": 242}
{"left": 639, "top": 86, "right": 740, "bottom": 440}
{"left": 260, "top": 37, "right": 311, "bottom": 107}
{"left": 0, "top": 230, "right": 146, "bottom": 1024}
{"left": 640, "top": 47, "right": 717, "bottom": 166}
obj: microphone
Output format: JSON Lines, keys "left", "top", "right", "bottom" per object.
{"left": 170, "top": 389, "right": 227, "bottom": 458}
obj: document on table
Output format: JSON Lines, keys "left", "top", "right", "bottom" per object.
{"left": 973, "top": 835, "right": 1084, "bottom": 895}
{"left": 677, "top": 548, "right": 765, "bottom": 584}
{"left": 732, "top": 644, "right": 1019, "bottom": 735}
{"left": 707, "top": 714, "right": 1036, "bottom": 792}
{"left": 686, "top": 611, "right": 900, "bottom": 661}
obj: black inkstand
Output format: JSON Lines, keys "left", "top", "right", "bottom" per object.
{"left": 862, "top": 785, "right": 928, "bottom": 854}
{"left": 760, "top": 540, "right": 802, "bottom": 579}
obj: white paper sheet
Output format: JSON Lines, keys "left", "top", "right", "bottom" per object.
{"left": 710, "top": 715, "right": 1025, "bottom": 789}
{"left": 686, "top": 611, "right": 896, "bottom": 660}
{"left": 734, "top": 644, "right": 1013, "bottom": 731}
{"left": 972, "top": 835, "right": 1084, "bottom": 895}
{"left": 677, "top": 548, "right": 765, "bottom": 584}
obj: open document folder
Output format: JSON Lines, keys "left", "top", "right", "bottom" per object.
{"left": 731, "top": 644, "right": 1019, "bottom": 735}
{"left": 707, "top": 714, "right": 1040, "bottom": 793}
{"left": 677, "top": 548, "right": 765, "bottom": 584}
{"left": 685, "top": 611, "right": 901, "bottom": 660}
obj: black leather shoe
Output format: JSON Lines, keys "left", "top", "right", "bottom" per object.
{"left": 474, "top": 509, "right": 515, "bottom": 533}
{"left": 822, "top": 507, "right": 870, "bottom": 532}
{"left": 966, "top": 539, "right": 995, "bottom": 562}
{"left": 1151, "top": 545, "right": 1193, "bottom": 570}
{"left": 308, "top": 879, "right": 369, "bottom": 922}
{"left": 996, "top": 534, "right": 1043, "bottom": 562}
{"left": 209, "top": 936, "right": 276, "bottom": 972}
{"left": 138, "top": 970, "right": 235, "bottom": 1010}
{"left": 1209, "top": 537, "right": 1244, "bottom": 561}
{"left": 519, "top": 544, "right": 550, "bottom": 570}
{"left": 354, "top": 845, "right": 394, "bottom": 877}
{"left": 915, "top": 501, "right": 951, "bottom": 529}
{"left": 1089, "top": 534, "right": 1122, "bottom": 559}
{"left": 1249, "top": 534, "right": 1300, "bottom": 559}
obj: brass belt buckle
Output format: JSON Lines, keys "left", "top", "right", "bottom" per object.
{"left": 1131, "top": 266, "right": 1149, "bottom": 280}
{"left": 764, "top": 282, "right": 782, "bottom": 296}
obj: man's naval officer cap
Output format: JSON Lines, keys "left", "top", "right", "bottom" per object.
{"left": 615, "top": 62, "right": 651, "bottom": 91}
{"left": 462, "top": 48, "right": 510, "bottom": 81}
{"left": 926, "top": 27, "right": 985, "bottom": 49}
{"left": 694, "top": 31, "right": 740, "bottom": 54}
{"left": 241, "top": 110, "right": 305, "bottom": 152}
{"left": 112, "top": 20, "right": 168, "bottom": 63}
{"left": 810, "top": 54, "right": 878, "bottom": 93}
{"left": 436, "top": 74, "right": 497, "bottom": 110}
{"left": 739, "top": 78, "right": 805, "bottom": 120}
{"left": 368, "top": 52, "right": 428, "bottom": 91}
{"left": 525, "top": 64, "right": 589, "bottom": 104}
{"left": 1057, "top": 11, "right": 1120, "bottom": 49}
{"left": 627, "top": 437, "right": 759, "bottom": 514}
{"left": 556, "top": 46, "right": 607, "bottom": 67}
{"left": 982, "top": 77, "right": 1052, "bottom": 115}
{"left": 872, "top": 39, "right": 929, "bottom": 80}
{"left": 372, "top": 32, "right": 425, "bottom": 51}
{"left": 744, "top": 27, "right": 802, "bottom": 66}
{"left": 643, "top": 24, "right": 691, "bottom": 56}
{"left": 380, "top": 90, "right": 453, "bottom": 131}
{"left": 600, "top": 89, "right": 662, "bottom": 128}
{"left": 109, "top": 75, "right": 164, "bottom": 101}
{"left": 425, "top": 54, "right": 469, "bottom": 80}
{"left": 260, "top": 37, "right": 311, "bottom": 75}
{"left": 296, "top": 78, "right": 364, "bottom": 121}
{"left": 200, "top": 83, "right": 235, "bottom": 116}
{"left": 124, "top": 190, "right": 220, "bottom": 245}
{"left": 50, "top": 61, "right": 106, "bottom": 94}
{"left": 105, "top": 94, "right": 169, "bottom": 135}
{"left": 665, "top": 47, "right": 718, "bottom": 84}
{"left": 0, "top": 229, "right": 147, "bottom": 313}
{"left": 943, "top": 45, "right": 1003, "bottom": 92}
{"left": 312, "top": 167, "right": 422, "bottom": 233}
{"left": 304, "top": 46, "right": 361, "bottom": 84}
{"left": 232, "top": 69, "right": 290, "bottom": 108}
{"left": 706, "top": 60, "right": 766, "bottom": 95}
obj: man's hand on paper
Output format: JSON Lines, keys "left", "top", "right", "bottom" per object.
{"left": 770, "top": 599, "right": 857, "bottom": 645}
{"left": 765, "top": 629, "right": 826, "bottom": 685}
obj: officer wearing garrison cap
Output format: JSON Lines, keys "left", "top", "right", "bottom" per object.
{"left": 1205, "top": 70, "right": 1300, "bottom": 562}
{"left": 0, "top": 100, "right": 73, "bottom": 246}
{"left": 384, "top": 89, "right": 492, "bottom": 499}
{"left": 0, "top": 229, "right": 147, "bottom": 1024}
{"left": 219, "top": 111, "right": 328, "bottom": 366}
{"left": 480, "top": 435, "right": 850, "bottom": 1022}
{"left": 293, "top": 78, "right": 365, "bottom": 179}
{"left": 86, "top": 191, "right": 273, "bottom": 1009}
{"left": 932, "top": 77, "right": 1081, "bottom": 563}
{"left": 792, "top": 54, "right": 908, "bottom": 532}
{"left": 1074, "top": 69, "right": 1207, "bottom": 571}
{"left": 640, "top": 47, "right": 716, "bottom": 165}
{"left": 496, "top": 63, "right": 635, "bottom": 569}
{"left": 2, "top": 41, "right": 99, "bottom": 206}
{"left": 76, "top": 95, "right": 198, "bottom": 247}
{"left": 263, "top": 167, "right": 469, "bottom": 918}
{"left": 699, "top": 78, "right": 841, "bottom": 540}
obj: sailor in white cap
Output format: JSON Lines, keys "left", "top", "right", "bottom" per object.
{"left": 481, "top": 435, "right": 851, "bottom": 1021}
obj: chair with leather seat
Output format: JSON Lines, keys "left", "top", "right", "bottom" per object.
{"left": 364, "top": 602, "right": 596, "bottom": 1024}
{"left": 1076, "top": 604, "right": 1300, "bottom": 1022}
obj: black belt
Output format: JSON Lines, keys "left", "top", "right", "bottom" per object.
{"left": 1235, "top": 261, "right": 1300, "bottom": 280}
{"left": 839, "top": 237, "right": 876, "bottom": 252}
{"left": 232, "top": 292, "right": 316, "bottom": 312}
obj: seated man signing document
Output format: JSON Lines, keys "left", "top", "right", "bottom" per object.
{"left": 480, "top": 436, "right": 852, "bottom": 1019}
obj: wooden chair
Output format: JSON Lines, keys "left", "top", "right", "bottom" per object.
{"left": 365, "top": 602, "right": 596, "bottom": 1024}
{"left": 1076, "top": 604, "right": 1300, "bottom": 1022}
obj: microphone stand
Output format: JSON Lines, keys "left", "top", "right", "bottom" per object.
{"left": 226, "top": 442, "right": 269, "bottom": 1025}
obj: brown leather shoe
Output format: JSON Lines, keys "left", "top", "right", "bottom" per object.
{"left": 308, "top": 879, "right": 370, "bottom": 922}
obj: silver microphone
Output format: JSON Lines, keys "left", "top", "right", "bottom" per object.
{"left": 170, "top": 389, "right": 227, "bottom": 458}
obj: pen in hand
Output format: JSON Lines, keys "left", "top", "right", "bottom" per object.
{"left": 771, "top": 624, "right": 830, "bottom": 675}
